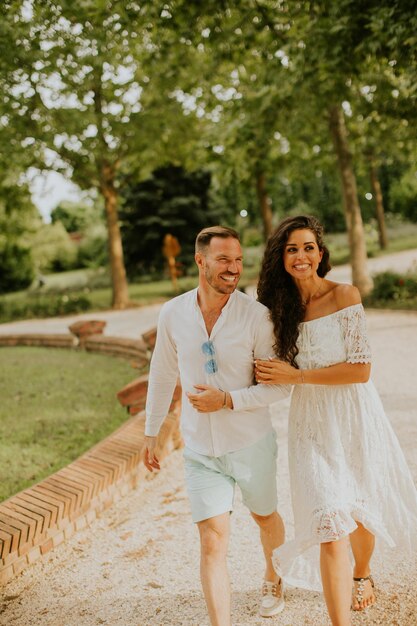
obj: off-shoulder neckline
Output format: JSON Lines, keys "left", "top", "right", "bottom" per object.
{"left": 300, "top": 302, "right": 363, "bottom": 325}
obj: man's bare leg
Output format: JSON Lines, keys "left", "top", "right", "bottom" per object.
{"left": 197, "top": 512, "right": 231, "bottom": 626}
{"left": 251, "top": 511, "right": 286, "bottom": 617}
{"left": 251, "top": 511, "right": 285, "bottom": 581}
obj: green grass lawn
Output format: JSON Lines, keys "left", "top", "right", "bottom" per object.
{"left": 0, "top": 347, "right": 140, "bottom": 502}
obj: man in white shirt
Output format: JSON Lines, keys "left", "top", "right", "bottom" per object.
{"left": 144, "top": 226, "right": 289, "bottom": 625}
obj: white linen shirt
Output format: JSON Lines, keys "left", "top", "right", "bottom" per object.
{"left": 145, "top": 288, "right": 290, "bottom": 457}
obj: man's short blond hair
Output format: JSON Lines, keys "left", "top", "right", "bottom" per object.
{"left": 195, "top": 226, "right": 240, "bottom": 254}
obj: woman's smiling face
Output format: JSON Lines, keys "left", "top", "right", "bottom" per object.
{"left": 283, "top": 228, "right": 323, "bottom": 280}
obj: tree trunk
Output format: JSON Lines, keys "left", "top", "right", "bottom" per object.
{"left": 93, "top": 73, "right": 129, "bottom": 310}
{"left": 256, "top": 171, "right": 273, "bottom": 241}
{"left": 101, "top": 161, "right": 129, "bottom": 309}
{"left": 328, "top": 105, "right": 373, "bottom": 296}
{"left": 369, "top": 155, "right": 388, "bottom": 249}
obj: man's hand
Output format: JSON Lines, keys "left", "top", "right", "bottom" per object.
{"left": 143, "top": 435, "right": 160, "bottom": 472}
{"left": 187, "top": 385, "right": 231, "bottom": 413}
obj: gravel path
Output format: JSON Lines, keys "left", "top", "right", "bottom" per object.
{"left": 1, "top": 308, "right": 417, "bottom": 626}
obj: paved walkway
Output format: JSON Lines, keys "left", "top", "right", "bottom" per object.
{"left": 1, "top": 250, "right": 417, "bottom": 625}
{"left": 0, "top": 303, "right": 163, "bottom": 339}
{"left": 327, "top": 246, "right": 417, "bottom": 283}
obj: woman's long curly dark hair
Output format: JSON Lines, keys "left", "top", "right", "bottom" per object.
{"left": 257, "top": 215, "right": 331, "bottom": 367}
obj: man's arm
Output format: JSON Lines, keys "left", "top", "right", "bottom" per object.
{"left": 144, "top": 307, "right": 178, "bottom": 469}
{"left": 229, "top": 379, "right": 290, "bottom": 410}
{"left": 230, "top": 308, "right": 290, "bottom": 410}
{"left": 187, "top": 378, "right": 289, "bottom": 413}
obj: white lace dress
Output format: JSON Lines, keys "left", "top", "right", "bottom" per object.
{"left": 273, "top": 303, "right": 417, "bottom": 591}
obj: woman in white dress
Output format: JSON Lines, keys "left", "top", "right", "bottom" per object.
{"left": 255, "top": 215, "right": 417, "bottom": 626}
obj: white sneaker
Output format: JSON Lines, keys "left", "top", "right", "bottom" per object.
{"left": 259, "top": 579, "right": 285, "bottom": 617}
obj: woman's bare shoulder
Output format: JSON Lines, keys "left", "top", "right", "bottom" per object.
{"left": 332, "top": 283, "right": 362, "bottom": 309}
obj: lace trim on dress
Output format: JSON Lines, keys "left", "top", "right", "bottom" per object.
{"left": 311, "top": 504, "right": 394, "bottom": 546}
{"left": 312, "top": 508, "right": 357, "bottom": 542}
{"left": 272, "top": 504, "right": 398, "bottom": 593}
{"left": 340, "top": 304, "right": 372, "bottom": 364}
{"left": 346, "top": 354, "right": 372, "bottom": 364}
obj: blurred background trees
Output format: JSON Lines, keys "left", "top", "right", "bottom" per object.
{"left": 1, "top": 0, "right": 417, "bottom": 300}
{"left": 0, "top": 182, "right": 38, "bottom": 293}
{"left": 120, "top": 165, "right": 229, "bottom": 277}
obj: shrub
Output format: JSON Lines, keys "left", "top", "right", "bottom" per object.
{"left": 0, "top": 243, "right": 35, "bottom": 294}
{"left": 30, "top": 222, "right": 78, "bottom": 272}
{"left": 76, "top": 224, "right": 108, "bottom": 269}
{"left": 369, "top": 271, "right": 417, "bottom": 302}
{"left": 0, "top": 293, "right": 91, "bottom": 323}
{"left": 389, "top": 170, "right": 417, "bottom": 223}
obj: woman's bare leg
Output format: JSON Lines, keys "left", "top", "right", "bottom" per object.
{"left": 350, "top": 523, "right": 376, "bottom": 610}
{"left": 320, "top": 537, "right": 352, "bottom": 626}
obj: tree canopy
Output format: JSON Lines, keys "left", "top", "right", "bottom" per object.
{"left": 1, "top": 1, "right": 417, "bottom": 297}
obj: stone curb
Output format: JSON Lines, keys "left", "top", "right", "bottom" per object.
{"left": 0, "top": 333, "right": 77, "bottom": 349}
{"left": 0, "top": 332, "right": 148, "bottom": 365}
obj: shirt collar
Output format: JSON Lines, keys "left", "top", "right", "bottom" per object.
{"left": 192, "top": 287, "right": 237, "bottom": 312}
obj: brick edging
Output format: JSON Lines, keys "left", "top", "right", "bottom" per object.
{"left": 0, "top": 333, "right": 77, "bottom": 349}
{"left": 0, "top": 396, "right": 181, "bottom": 585}
{"left": 0, "top": 331, "right": 181, "bottom": 586}
{"left": 0, "top": 332, "right": 148, "bottom": 366}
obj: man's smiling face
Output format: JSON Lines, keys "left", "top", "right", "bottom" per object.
{"left": 197, "top": 236, "right": 243, "bottom": 295}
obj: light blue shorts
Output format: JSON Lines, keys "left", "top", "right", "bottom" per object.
{"left": 183, "top": 430, "right": 278, "bottom": 523}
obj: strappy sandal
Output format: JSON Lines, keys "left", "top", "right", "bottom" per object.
{"left": 352, "top": 575, "right": 376, "bottom": 611}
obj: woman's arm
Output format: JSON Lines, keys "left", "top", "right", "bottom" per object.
{"left": 255, "top": 359, "right": 371, "bottom": 386}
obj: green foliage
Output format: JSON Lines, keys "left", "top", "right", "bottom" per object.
{"left": 273, "top": 175, "right": 346, "bottom": 233}
{"left": 50, "top": 200, "right": 109, "bottom": 268}
{"left": 0, "top": 1, "right": 208, "bottom": 307}
{"left": 76, "top": 223, "right": 109, "bottom": 269}
{"left": 51, "top": 200, "right": 104, "bottom": 234}
{"left": 389, "top": 169, "right": 417, "bottom": 223}
{"left": 0, "top": 242, "right": 34, "bottom": 294}
{"left": 241, "top": 227, "right": 263, "bottom": 247}
{"left": 0, "top": 347, "right": 136, "bottom": 501}
{"left": 0, "top": 293, "right": 91, "bottom": 323}
{"left": 367, "top": 271, "right": 417, "bottom": 302}
{"left": 0, "top": 180, "right": 40, "bottom": 293}
{"left": 2, "top": 0, "right": 417, "bottom": 280}
{"left": 120, "top": 165, "right": 230, "bottom": 276}
{"left": 30, "top": 222, "right": 78, "bottom": 272}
